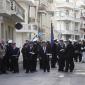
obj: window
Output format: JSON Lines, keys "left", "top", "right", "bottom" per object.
{"left": 66, "top": 22, "right": 69, "bottom": 31}
{"left": 48, "top": 0, "right": 53, "bottom": 3}
{"left": 75, "top": 22, "right": 78, "bottom": 31}
{"left": 66, "top": 0, "right": 69, "bottom": 2}
{"left": 56, "top": 11, "right": 60, "bottom": 17}
{"left": 84, "top": 35, "right": 85, "bottom": 39}
{"left": 33, "top": 25, "right": 37, "bottom": 31}
{"left": 66, "top": 10, "right": 69, "bottom": 16}
{"left": 1, "top": 23, "right": 4, "bottom": 39}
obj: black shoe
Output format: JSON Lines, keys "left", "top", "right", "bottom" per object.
{"left": 47, "top": 70, "right": 50, "bottom": 72}
{"left": 65, "top": 70, "right": 68, "bottom": 72}
{"left": 13, "top": 71, "right": 17, "bottom": 73}
{"left": 70, "top": 70, "right": 73, "bottom": 72}
{"left": 2, "top": 72, "right": 8, "bottom": 74}
{"left": 25, "top": 71, "right": 29, "bottom": 73}
{"left": 58, "top": 69, "right": 64, "bottom": 72}
{"left": 0, "top": 72, "right": 3, "bottom": 74}
{"left": 44, "top": 70, "right": 46, "bottom": 72}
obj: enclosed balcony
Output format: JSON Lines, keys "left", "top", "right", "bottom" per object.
{"left": 16, "top": 23, "right": 38, "bottom": 33}
{"left": 11, "top": 0, "right": 25, "bottom": 22}
{"left": 55, "top": 15, "right": 74, "bottom": 21}
{"left": 38, "top": 0, "right": 48, "bottom": 12}
{"left": 16, "top": 0, "right": 35, "bottom": 6}
{"left": 56, "top": 1, "right": 74, "bottom": 9}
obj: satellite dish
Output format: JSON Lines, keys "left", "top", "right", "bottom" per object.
{"left": 15, "top": 23, "right": 23, "bottom": 30}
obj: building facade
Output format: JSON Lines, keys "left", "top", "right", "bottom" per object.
{"left": 53, "top": 0, "right": 81, "bottom": 41}
{"left": 0, "top": 0, "right": 24, "bottom": 43}
{"left": 15, "top": 0, "right": 38, "bottom": 47}
{"left": 79, "top": 0, "right": 85, "bottom": 40}
{"left": 15, "top": 0, "right": 54, "bottom": 47}
{"left": 35, "top": 0, "right": 54, "bottom": 41}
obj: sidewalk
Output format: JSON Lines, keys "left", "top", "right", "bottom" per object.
{"left": 0, "top": 63, "right": 85, "bottom": 85}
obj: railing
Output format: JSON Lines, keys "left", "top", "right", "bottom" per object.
{"left": 39, "top": 0, "right": 48, "bottom": 6}
{"left": 38, "top": 0, "right": 48, "bottom": 11}
{"left": 55, "top": 15, "right": 80, "bottom": 22}
{"left": 56, "top": 1, "right": 74, "bottom": 9}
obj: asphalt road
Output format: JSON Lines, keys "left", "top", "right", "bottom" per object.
{"left": 0, "top": 62, "right": 85, "bottom": 85}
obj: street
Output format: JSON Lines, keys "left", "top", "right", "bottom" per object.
{"left": 0, "top": 63, "right": 85, "bottom": 85}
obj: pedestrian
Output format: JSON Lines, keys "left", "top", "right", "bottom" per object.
{"left": 74, "top": 42, "right": 81, "bottom": 62}
{"left": 51, "top": 40, "right": 59, "bottom": 68}
{"left": 11, "top": 43, "right": 20, "bottom": 73}
{"left": 81, "top": 40, "right": 85, "bottom": 63}
{"left": 42, "top": 42, "right": 50, "bottom": 72}
{"left": 5, "top": 40, "right": 13, "bottom": 71}
{"left": 0, "top": 43, "right": 6, "bottom": 74}
{"left": 65, "top": 41, "right": 75, "bottom": 72}
{"left": 58, "top": 40, "right": 65, "bottom": 72}
{"left": 29, "top": 42, "right": 36, "bottom": 73}
{"left": 21, "top": 43, "right": 29, "bottom": 70}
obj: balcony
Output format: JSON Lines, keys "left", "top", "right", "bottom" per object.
{"left": 39, "top": 0, "right": 48, "bottom": 7}
{"left": 80, "top": 23, "right": 85, "bottom": 30}
{"left": 38, "top": 4, "right": 46, "bottom": 11}
{"left": 0, "top": 0, "right": 12, "bottom": 16}
{"left": 11, "top": 0, "right": 25, "bottom": 22}
{"left": 0, "top": 0, "right": 25, "bottom": 22}
{"left": 47, "top": 3, "right": 55, "bottom": 13}
{"left": 55, "top": 15, "right": 80, "bottom": 22}
{"left": 56, "top": 2, "right": 74, "bottom": 9}
{"left": 38, "top": 0, "right": 48, "bottom": 12}
{"left": 55, "top": 29, "right": 73, "bottom": 35}
{"left": 16, "top": 0, "right": 35, "bottom": 6}
{"left": 16, "top": 23, "right": 38, "bottom": 33}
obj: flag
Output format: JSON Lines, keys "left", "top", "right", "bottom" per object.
{"left": 32, "top": 35, "right": 38, "bottom": 41}
{"left": 51, "top": 22, "right": 54, "bottom": 47}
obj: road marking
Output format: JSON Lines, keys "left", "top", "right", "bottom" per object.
{"left": 74, "top": 72, "right": 85, "bottom": 75}
{"left": 58, "top": 74, "right": 64, "bottom": 78}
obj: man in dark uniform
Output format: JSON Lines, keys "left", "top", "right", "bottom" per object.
{"left": 74, "top": 42, "right": 82, "bottom": 62}
{"left": 21, "top": 43, "right": 31, "bottom": 73}
{"left": 58, "top": 40, "right": 65, "bottom": 72}
{"left": 22, "top": 40, "right": 30, "bottom": 69}
{"left": 51, "top": 40, "right": 59, "bottom": 68}
{"left": 11, "top": 43, "right": 20, "bottom": 73}
{"left": 32, "top": 42, "right": 38, "bottom": 72}
{"left": 42, "top": 42, "right": 50, "bottom": 72}
{"left": 5, "top": 40, "right": 13, "bottom": 71}
{"left": 65, "top": 41, "right": 75, "bottom": 72}
{"left": 38, "top": 42, "right": 44, "bottom": 69}
{"left": 29, "top": 42, "right": 37, "bottom": 73}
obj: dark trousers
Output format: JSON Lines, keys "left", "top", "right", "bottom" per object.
{"left": 0, "top": 58, "right": 6, "bottom": 73}
{"left": 23, "top": 56, "right": 27, "bottom": 69}
{"left": 65, "top": 58, "right": 74, "bottom": 72}
{"left": 26, "top": 58, "right": 31, "bottom": 73}
{"left": 32, "top": 55, "right": 37, "bottom": 71}
{"left": 51, "top": 54, "right": 57, "bottom": 68}
{"left": 5, "top": 55, "right": 10, "bottom": 71}
{"left": 39, "top": 58, "right": 43, "bottom": 69}
{"left": 58, "top": 55, "right": 65, "bottom": 71}
{"left": 43, "top": 56, "right": 50, "bottom": 72}
{"left": 74, "top": 53, "right": 82, "bottom": 62}
{"left": 12, "top": 56, "right": 19, "bottom": 73}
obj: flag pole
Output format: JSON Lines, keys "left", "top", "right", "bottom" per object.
{"left": 51, "top": 21, "right": 54, "bottom": 48}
